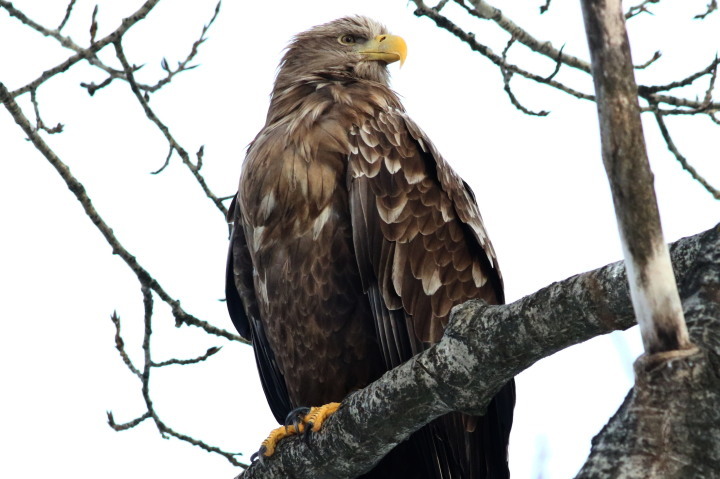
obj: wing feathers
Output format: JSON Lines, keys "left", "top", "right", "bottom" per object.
{"left": 349, "top": 110, "right": 503, "bottom": 353}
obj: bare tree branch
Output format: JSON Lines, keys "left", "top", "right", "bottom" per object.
{"left": 3, "top": 0, "right": 160, "bottom": 98}
{"left": 500, "top": 37, "right": 549, "bottom": 116}
{"left": 0, "top": 81, "right": 243, "bottom": 343}
{"left": 412, "top": 1, "right": 596, "bottom": 101}
{"left": 652, "top": 106, "right": 720, "bottom": 199}
{"left": 639, "top": 56, "right": 720, "bottom": 95}
{"left": 106, "top": 289, "right": 248, "bottom": 468}
{"left": 410, "top": 0, "right": 719, "bottom": 199}
{"left": 577, "top": 228, "right": 720, "bottom": 477}
{"left": 29, "top": 88, "right": 63, "bottom": 134}
{"left": 152, "top": 346, "right": 222, "bottom": 368}
{"left": 113, "top": 40, "right": 228, "bottom": 217}
{"left": 0, "top": 0, "right": 119, "bottom": 79}
{"left": 415, "top": 0, "right": 720, "bottom": 112}
{"left": 459, "top": 0, "right": 592, "bottom": 73}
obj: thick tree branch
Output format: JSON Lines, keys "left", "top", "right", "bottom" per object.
{"left": 577, "top": 228, "right": 720, "bottom": 477}
{"left": 240, "top": 225, "right": 717, "bottom": 478}
{"left": 581, "top": 0, "right": 690, "bottom": 354}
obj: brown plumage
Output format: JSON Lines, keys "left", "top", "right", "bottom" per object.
{"left": 226, "top": 16, "right": 514, "bottom": 478}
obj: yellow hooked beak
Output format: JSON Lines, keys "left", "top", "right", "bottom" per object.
{"left": 358, "top": 34, "right": 407, "bottom": 67}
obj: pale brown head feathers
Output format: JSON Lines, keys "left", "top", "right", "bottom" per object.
{"left": 274, "top": 16, "right": 405, "bottom": 94}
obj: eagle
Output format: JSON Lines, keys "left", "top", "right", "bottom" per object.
{"left": 226, "top": 16, "right": 515, "bottom": 478}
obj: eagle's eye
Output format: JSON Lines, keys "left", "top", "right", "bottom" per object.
{"left": 338, "top": 34, "right": 357, "bottom": 45}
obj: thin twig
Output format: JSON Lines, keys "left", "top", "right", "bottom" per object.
{"left": 646, "top": 91, "right": 720, "bottom": 111}
{"left": 89, "top": 5, "right": 99, "bottom": 44}
{"left": 500, "top": 37, "right": 549, "bottom": 116}
{"left": 702, "top": 58, "right": 718, "bottom": 106}
{"left": 652, "top": 105, "right": 720, "bottom": 199}
{"left": 695, "top": 0, "right": 718, "bottom": 19}
{"left": 107, "top": 411, "right": 151, "bottom": 431}
{"left": 543, "top": 44, "right": 565, "bottom": 81}
{"left": 110, "top": 311, "right": 142, "bottom": 378}
{"left": 57, "top": 0, "right": 77, "bottom": 31}
{"left": 635, "top": 51, "right": 662, "bottom": 70}
{"left": 152, "top": 146, "right": 174, "bottom": 175}
{"left": 640, "top": 56, "right": 720, "bottom": 94}
{"left": 80, "top": 76, "right": 115, "bottom": 96}
{"left": 152, "top": 346, "right": 222, "bottom": 367}
{"left": 625, "top": 0, "right": 660, "bottom": 19}
{"left": 30, "top": 88, "right": 63, "bottom": 134}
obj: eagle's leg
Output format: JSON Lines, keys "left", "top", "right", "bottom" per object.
{"left": 256, "top": 402, "right": 341, "bottom": 458}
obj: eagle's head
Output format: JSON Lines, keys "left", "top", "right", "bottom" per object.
{"left": 275, "top": 16, "right": 407, "bottom": 87}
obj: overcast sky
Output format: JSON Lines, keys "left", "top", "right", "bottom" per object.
{"left": 1, "top": 1, "right": 718, "bottom": 478}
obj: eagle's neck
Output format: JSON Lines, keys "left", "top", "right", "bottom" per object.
{"left": 267, "top": 70, "right": 398, "bottom": 127}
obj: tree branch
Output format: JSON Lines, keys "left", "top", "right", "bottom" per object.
{"left": 4, "top": 0, "right": 160, "bottom": 98}
{"left": 411, "top": 0, "right": 596, "bottom": 102}
{"left": 581, "top": 0, "right": 690, "bottom": 354}
{"left": 651, "top": 105, "right": 720, "bottom": 199}
{"left": 113, "top": 40, "right": 228, "bottom": 217}
{"left": 411, "top": 0, "right": 720, "bottom": 130}
{"left": 240, "top": 225, "right": 717, "bottom": 478}
{"left": 0, "top": 81, "right": 243, "bottom": 343}
{"left": 577, "top": 227, "right": 720, "bottom": 477}
{"left": 107, "top": 291, "right": 247, "bottom": 468}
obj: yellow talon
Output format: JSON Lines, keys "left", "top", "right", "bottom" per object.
{"left": 305, "top": 402, "right": 341, "bottom": 432}
{"left": 258, "top": 402, "right": 341, "bottom": 457}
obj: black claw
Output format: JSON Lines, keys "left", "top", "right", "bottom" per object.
{"left": 251, "top": 446, "right": 266, "bottom": 464}
{"left": 285, "top": 406, "right": 311, "bottom": 432}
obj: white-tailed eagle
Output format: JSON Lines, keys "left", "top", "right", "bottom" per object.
{"left": 226, "top": 16, "right": 514, "bottom": 478}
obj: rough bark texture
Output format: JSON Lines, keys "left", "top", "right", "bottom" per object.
{"left": 580, "top": 0, "right": 690, "bottom": 354}
{"left": 577, "top": 225, "right": 720, "bottom": 478}
{"left": 240, "top": 225, "right": 718, "bottom": 479}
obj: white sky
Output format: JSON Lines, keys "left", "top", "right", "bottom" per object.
{"left": 1, "top": 1, "right": 718, "bottom": 478}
